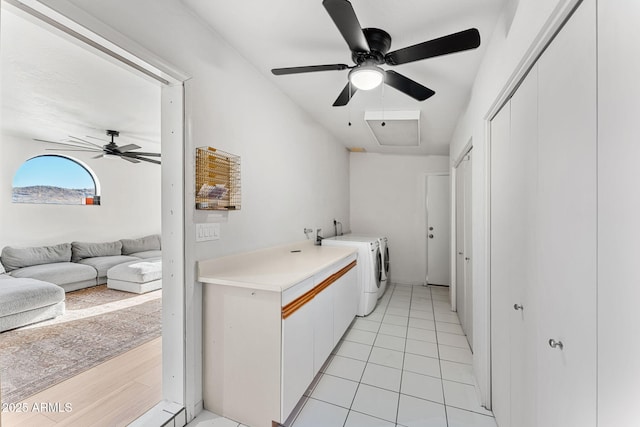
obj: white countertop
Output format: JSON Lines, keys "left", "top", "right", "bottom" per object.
{"left": 197, "top": 240, "right": 357, "bottom": 292}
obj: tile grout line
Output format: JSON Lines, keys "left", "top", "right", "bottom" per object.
{"left": 431, "top": 286, "right": 450, "bottom": 427}
{"left": 343, "top": 283, "right": 390, "bottom": 427}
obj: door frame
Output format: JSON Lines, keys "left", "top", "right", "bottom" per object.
{"left": 450, "top": 141, "right": 472, "bottom": 312}
{"left": 424, "top": 172, "right": 450, "bottom": 287}
{"left": 3, "top": 0, "right": 193, "bottom": 421}
{"left": 481, "top": 0, "right": 583, "bottom": 409}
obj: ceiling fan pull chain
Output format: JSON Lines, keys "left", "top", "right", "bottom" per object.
{"left": 381, "top": 81, "right": 386, "bottom": 127}
{"left": 348, "top": 81, "right": 352, "bottom": 126}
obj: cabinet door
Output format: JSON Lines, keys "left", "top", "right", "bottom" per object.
{"left": 313, "top": 284, "right": 334, "bottom": 374}
{"left": 537, "top": 0, "right": 597, "bottom": 425}
{"left": 333, "top": 268, "right": 357, "bottom": 344}
{"left": 509, "top": 63, "right": 539, "bottom": 427}
{"left": 282, "top": 300, "right": 314, "bottom": 419}
{"left": 489, "top": 98, "right": 512, "bottom": 427}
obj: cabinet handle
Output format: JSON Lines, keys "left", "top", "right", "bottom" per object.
{"left": 548, "top": 339, "right": 564, "bottom": 350}
{"left": 513, "top": 304, "right": 523, "bottom": 311}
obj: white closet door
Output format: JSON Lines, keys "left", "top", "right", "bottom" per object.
{"left": 462, "top": 155, "right": 473, "bottom": 347}
{"left": 597, "top": 1, "right": 640, "bottom": 425}
{"left": 536, "top": 0, "right": 597, "bottom": 425}
{"left": 508, "top": 64, "right": 538, "bottom": 427}
{"left": 489, "top": 99, "right": 511, "bottom": 427}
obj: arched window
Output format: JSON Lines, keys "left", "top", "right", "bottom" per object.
{"left": 12, "top": 155, "right": 100, "bottom": 205}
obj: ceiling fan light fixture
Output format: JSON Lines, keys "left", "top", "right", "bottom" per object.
{"left": 349, "top": 64, "right": 384, "bottom": 90}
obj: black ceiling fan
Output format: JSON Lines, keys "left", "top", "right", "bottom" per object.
{"left": 271, "top": 0, "right": 481, "bottom": 106}
{"left": 35, "top": 130, "right": 161, "bottom": 165}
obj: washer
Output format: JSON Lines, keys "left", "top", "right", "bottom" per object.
{"left": 378, "top": 236, "right": 390, "bottom": 298}
{"left": 322, "top": 235, "right": 381, "bottom": 316}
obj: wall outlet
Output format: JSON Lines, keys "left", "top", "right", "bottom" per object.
{"left": 196, "top": 223, "right": 220, "bottom": 242}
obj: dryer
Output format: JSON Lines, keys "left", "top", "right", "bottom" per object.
{"left": 322, "top": 235, "right": 381, "bottom": 316}
{"left": 378, "top": 236, "right": 390, "bottom": 298}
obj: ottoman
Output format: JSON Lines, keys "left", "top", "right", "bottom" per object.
{"left": 107, "top": 258, "right": 162, "bottom": 294}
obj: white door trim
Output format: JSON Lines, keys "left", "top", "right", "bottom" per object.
{"left": 423, "top": 172, "right": 450, "bottom": 289}
{"left": 450, "top": 142, "right": 472, "bottom": 312}
{"left": 480, "top": 0, "right": 583, "bottom": 409}
{"left": 4, "top": 0, "right": 194, "bottom": 421}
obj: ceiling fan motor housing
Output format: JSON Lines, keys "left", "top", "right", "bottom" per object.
{"left": 352, "top": 28, "right": 392, "bottom": 65}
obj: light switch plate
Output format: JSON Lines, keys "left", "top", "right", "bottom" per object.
{"left": 196, "top": 223, "right": 220, "bottom": 242}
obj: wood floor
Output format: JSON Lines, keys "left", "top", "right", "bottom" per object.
{"left": 2, "top": 337, "right": 162, "bottom": 427}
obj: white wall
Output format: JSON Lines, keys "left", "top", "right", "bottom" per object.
{"left": 448, "top": 0, "right": 577, "bottom": 404}
{"left": 349, "top": 153, "right": 449, "bottom": 284}
{"left": 0, "top": 133, "right": 161, "bottom": 247}
{"left": 37, "top": 0, "right": 351, "bottom": 416}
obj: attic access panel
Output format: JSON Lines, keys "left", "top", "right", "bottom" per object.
{"left": 364, "top": 110, "right": 420, "bottom": 147}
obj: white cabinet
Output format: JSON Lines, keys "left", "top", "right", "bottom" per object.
{"left": 282, "top": 278, "right": 315, "bottom": 419}
{"left": 312, "top": 280, "right": 334, "bottom": 374}
{"left": 490, "top": 0, "right": 597, "bottom": 425}
{"left": 332, "top": 267, "right": 357, "bottom": 344}
{"left": 202, "top": 252, "right": 358, "bottom": 427}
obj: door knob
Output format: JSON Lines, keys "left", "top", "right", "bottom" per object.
{"left": 458, "top": 252, "right": 463, "bottom": 255}
{"left": 429, "top": 227, "right": 434, "bottom": 231}
{"left": 428, "top": 234, "right": 434, "bottom": 239}
{"left": 513, "top": 304, "right": 523, "bottom": 311}
{"left": 548, "top": 339, "right": 564, "bottom": 350}
{"left": 465, "top": 257, "right": 470, "bottom": 261}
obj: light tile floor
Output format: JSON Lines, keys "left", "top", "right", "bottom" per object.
{"left": 189, "top": 283, "right": 497, "bottom": 427}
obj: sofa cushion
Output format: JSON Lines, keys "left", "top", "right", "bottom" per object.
{"left": 71, "top": 241, "right": 122, "bottom": 262}
{"left": 0, "top": 259, "right": 5, "bottom": 275}
{"left": 0, "top": 277, "right": 65, "bottom": 317}
{"left": 120, "top": 235, "right": 161, "bottom": 255}
{"left": 78, "top": 255, "right": 140, "bottom": 279}
{"left": 0, "top": 273, "right": 13, "bottom": 280}
{"left": 10, "top": 262, "right": 96, "bottom": 285}
{"left": 129, "top": 250, "right": 162, "bottom": 259}
{"left": 108, "top": 258, "right": 162, "bottom": 283}
{"left": 1, "top": 243, "right": 72, "bottom": 272}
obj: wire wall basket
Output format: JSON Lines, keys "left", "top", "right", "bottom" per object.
{"left": 195, "top": 147, "right": 241, "bottom": 210}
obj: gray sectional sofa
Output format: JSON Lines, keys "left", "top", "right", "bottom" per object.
{"left": 0, "top": 234, "right": 161, "bottom": 332}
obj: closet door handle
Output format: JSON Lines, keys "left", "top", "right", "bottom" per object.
{"left": 513, "top": 304, "right": 523, "bottom": 311}
{"left": 548, "top": 339, "right": 564, "bottom": 350}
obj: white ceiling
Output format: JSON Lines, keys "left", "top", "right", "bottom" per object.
{"left": 183, "top": 0, "right": 509, "bottom": 155}
{"left": 0, "top": 8, "right": 161, "bottom": 150}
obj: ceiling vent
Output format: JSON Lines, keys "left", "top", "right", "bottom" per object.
{"left": 364, "top": 110, "right": 420, "bottom": 147}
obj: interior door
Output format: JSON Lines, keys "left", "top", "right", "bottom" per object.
{"left": 455, "top": 164, "right": 466, "bottom": 323}
{"left": 490, "top": 99, "right": 512, "bottom": 427}
{"left": 508, "top": 63, "right": 538, "bottom": 427}
{"left": 455, "top": 155, "right": 473, "bottom": 346}
{"left": 426, "top": 175, "right": 451, "bottom": 286}
{"left": 536, "top": 0, "right": 597, "bottom": 425}
{"left": 462, "top": 153, "right": 473, "bottom": 347}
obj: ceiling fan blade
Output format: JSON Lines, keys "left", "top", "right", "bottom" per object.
{"left": 92, "top": 154, "right": 104, "bottom": 159}
{"left": 45, "top": 148, "right": 102, "bottom": 152}
{"left": 272, "top": 64, "right": 350, "bottom": 76}
{"left": 86, "top": 135, "right": 110, "bottom": 143}
{"left": 118, "top": 155, "right": 140, "bottom": 163}
{"left": 67, "top": 135, "right": 104, "bottom": 149}
{"left": 130, "top": 151, "right": 161, "bottom": 157}
{"left": 136, "top": 157, "right": 161, "bottom": 165}
{"left": 385, "top": 28, "right": 481, "bottom": 65}
{"left": 384, "top": 70, "right": 435, "bottom": 101}
{"left": 332, "top": 82, "right": 358, "bottom": 106}
{"left": 323, "top": 0, "right": 369, "bottom": 53}
{"left": 114, "top": 144, "right": 141, "bottom": 153}
{"left": 35, "top": 139, "right": 101, "bottom": 150}
{"left": 121, "top": 152, "right": 161, "bottom": 165}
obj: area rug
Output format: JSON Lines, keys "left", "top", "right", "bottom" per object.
{"left": 0, "top": 285, "right": 162, "bottom": 404}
